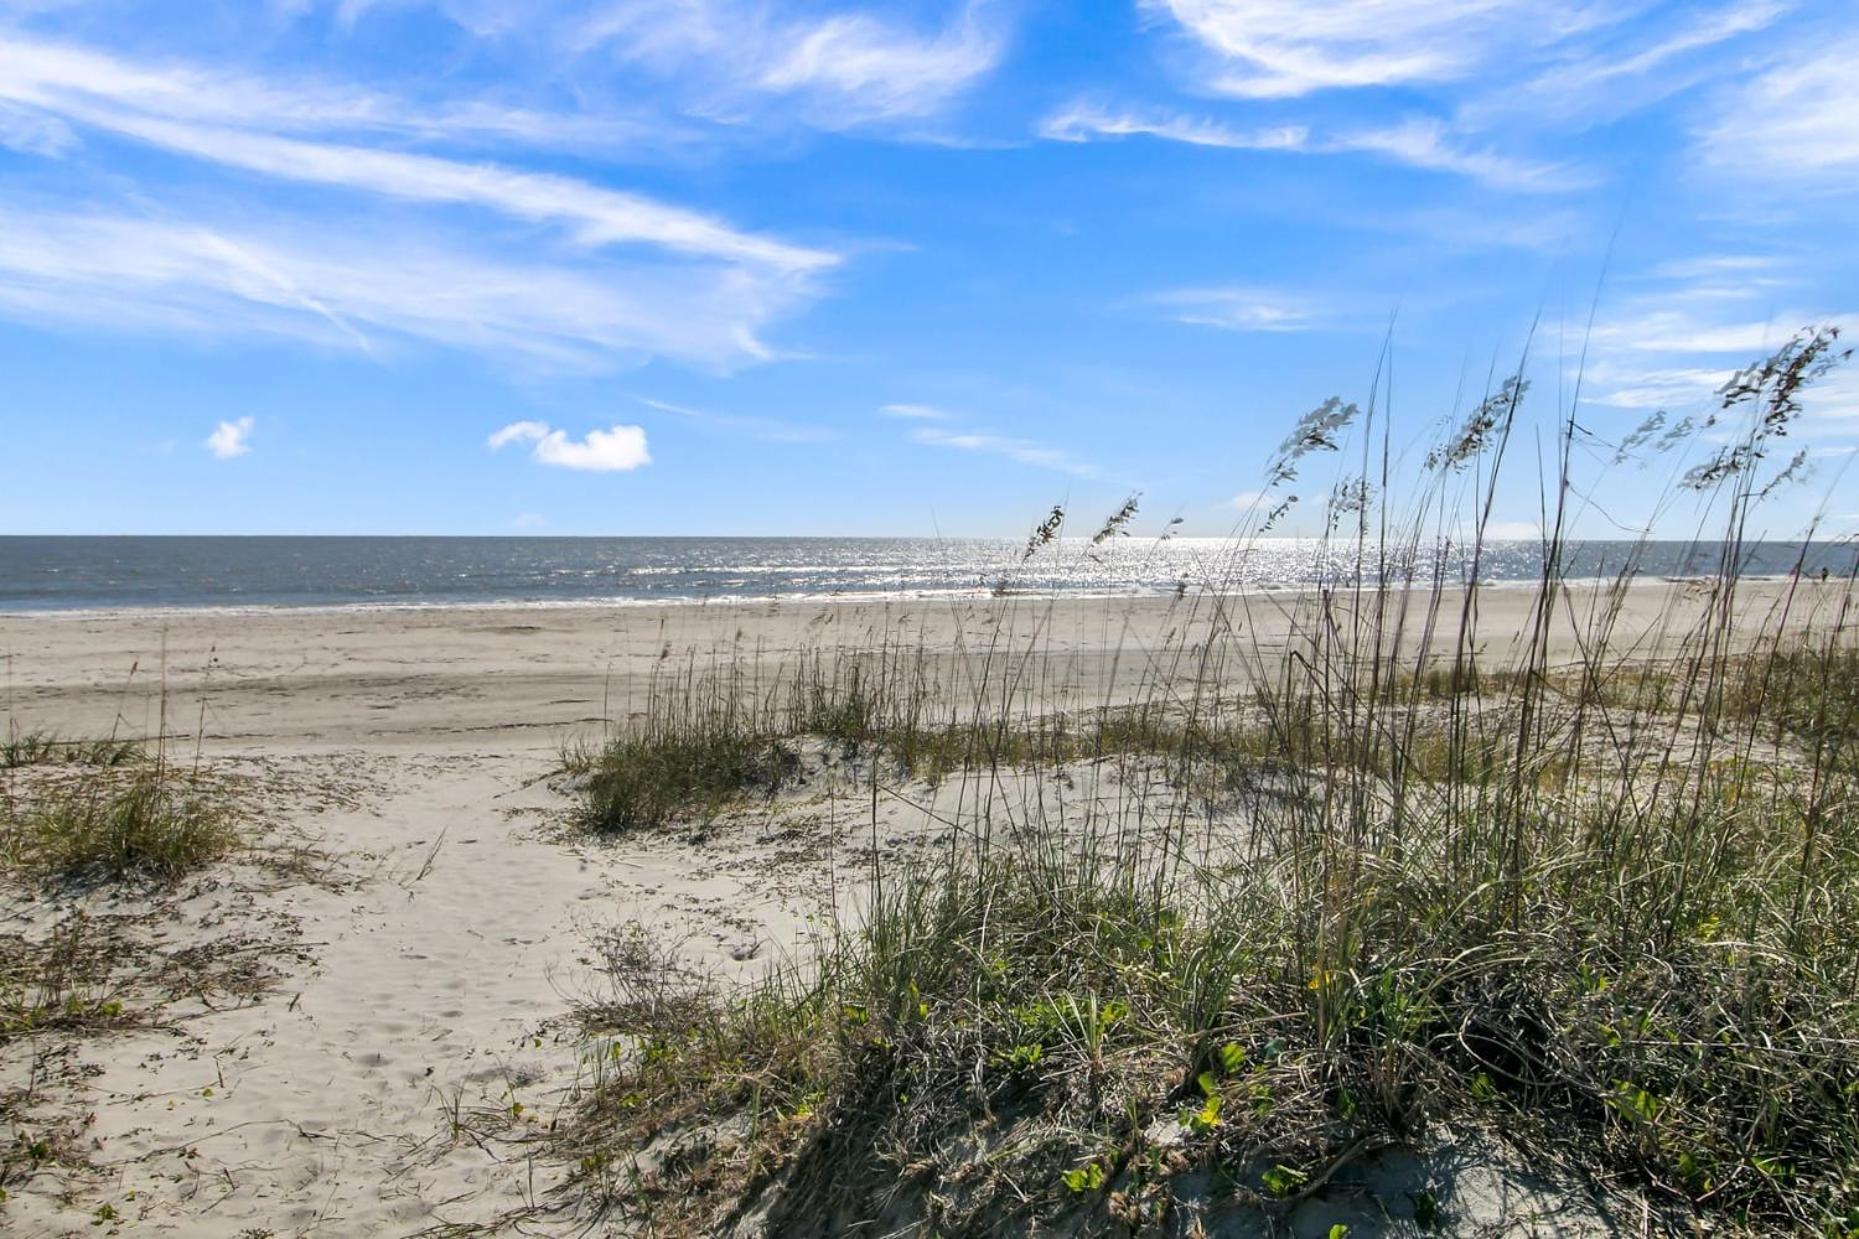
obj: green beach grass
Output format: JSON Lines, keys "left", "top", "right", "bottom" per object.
{"left": 554, "top": 328, "right": 1859, "bottom": 1233}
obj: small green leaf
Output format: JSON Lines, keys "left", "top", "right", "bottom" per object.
{"left": 1261, "top": 1164, "right": 1308, "bottom": 1198}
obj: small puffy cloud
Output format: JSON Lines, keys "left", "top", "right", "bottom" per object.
{"left": 512, "top": 512, "right": 548, "bottom": 530}
{"left": 488, "top": 420, "right": 651, "bottom": 472}
{"left": 1229, "top": 489, "right": 1269, "bottom": 509}
{"left": 204, "top": 416, "right": 255, "bottom": 459}
{"left": 879, "top": 402, "right": 951, "bottom": 420}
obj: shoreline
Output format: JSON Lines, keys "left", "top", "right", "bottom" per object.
{"left": 0, "top": 569, "right": 1818, "bottom": 621}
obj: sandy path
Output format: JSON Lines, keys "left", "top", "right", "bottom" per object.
{"left": 1, "top": 739, "right": 865, "bottom": 1236}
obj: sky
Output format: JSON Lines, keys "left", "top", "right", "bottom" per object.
{"left": 0, "top": 0, "right": 1855, "bottom": 538}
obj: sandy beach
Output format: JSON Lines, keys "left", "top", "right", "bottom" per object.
{"left": 0, "top": 579, "right": 1847, "bottom": 1235}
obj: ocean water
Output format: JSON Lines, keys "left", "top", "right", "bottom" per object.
{"left": 0, "top": 536, "right": 1850, "bottom": 614}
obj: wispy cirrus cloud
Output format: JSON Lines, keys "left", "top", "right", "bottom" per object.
{"left": 1039, "top": 101, "right": 1579, "bottom": 191}
{"left": 635, "top": 395, "right": 834, "bottom": 443}
{"left": 1696, "top": 31, "right": 1859, "bottom": 179}
{"left": 574, "top": 0, "right": 1004, "bottom": 129}
{"left": 1152, "top": 286, "right": 1319, "bottom": 333}
{"left": 0, "top": 31, "right": 836, "bottom": 367}
{"left": 488, "top": 419, "right": 652, "bottom": 471}
{"left": 90, "top": 113, "right": 834, "bottom": 272}
{"left": 1492, "top": 0, "right": 1789, "bottom": 125}
{"left": 1131, "top": 0, "right": 1787, "bottom": 198}
{"left": 1038, "top": 101, "right": 1306, "bottom": 152}
{"left": 0, "top": 32, "right": 645, "bottom": 149}
{"left": 0, "top": 206, "right": 811, "bottom": 367}
{"left": 909, "top": 425, "right": 1099, "bottom": 477}
{"left": 1581, "top": 259, "right": 1855, "bottom": 424}
{"left": 0, "top": 36, "right": 835, "bottom": 273}
{"left": 1142, "top": 0, "right": 1616, "bottom": 99}
{"left": 0, "top": 97, "right": 76, "bottom": 154}
{"left": 877, "top": 402, "right": 952, "bottom": 420}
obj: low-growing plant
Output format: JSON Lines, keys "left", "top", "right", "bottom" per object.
{"left": 579, "top": 730, "right": 799, "bottom": 834}
{"left": 4, "top": 770, "right": 235, "bottom": 882}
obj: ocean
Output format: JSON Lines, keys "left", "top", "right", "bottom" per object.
{"left": 0, "top": 536, "right": 1849, "bottom": 613}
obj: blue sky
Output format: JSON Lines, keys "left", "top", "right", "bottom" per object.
{"left": 0, "top": 0, "right": 1855, "bottom": 537}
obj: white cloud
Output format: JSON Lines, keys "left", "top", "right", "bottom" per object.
{"left": 1697, "top": 33, "right": 1859, "bottom": 178}
{"left": 1586, "top": 365, "right": 1736, "bottom": 410}
{"left": 878, "top": 402, "right": 952, "bottom": 420}
{"left": 909, "top": 425, "right": 1098, "bottom": 477}
{"left": 1039, "top": 101, "right": 1308, "bottom": 152}
{"left": 0, "top": 32, "right": 835, "bottom": 368}
{"left": 487, "top": 419, "right": 550, "bottom": 449}
{"left": 1143, "top": 0, "right": 1613, "bottom": 99}
{"left": 635, "top": 394, "right": 833, "bottom": 443}
{"left": 1647, "top": 253, "right": 1791, "bottom": 292}
{"left": 0, "top": 207, "right": 807, "bottom": 368}
{"left": 1338, "top": 117, "right": 1580, "bottom": 192}
{"left": 1155, "top": 286, "right": 1317, "bottom": 332}
{"left": 0, "top": 99, "right": 77, "bottom": 155}
{"left": 488, "top": 420, "right": 651, "bottom": 471}
{"left": 204, "top": 416, "right": 255, "bottom": 459}
{"left": 579, "top": 0, "right": 1003, "bottom": 128}
{"left": 512, "top": 511, "right": 548, "bottom": 529}
{"left": 1580, "top": 267, "right": 1857, "bottom": 427}
{"left": 759, "top": 8, "right": 1000, "bottom": 120}
{"left": 1229, "top": 489, "right": 1268, "bottom": 509}
{"left": 1591, "top": 312, "right": 1817, "bottom": 356}
{"left": 1801, "top": 365, "right": 1859, "bottom": 427}
{"left": 1039, "top": 102, "right": 1576, "bottom": 191}
{"left": 9, "top": 103, "right": 833, "bottom": 273}
{"left": 1497, "top": 0, "right": 1787, "bottom": 123}
{"left": 0, "top": 33, "right": 637, "bottom": 149}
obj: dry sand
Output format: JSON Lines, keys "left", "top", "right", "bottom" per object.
{"left": 0, "top": 580, "right": 1843, "bottom": 1236}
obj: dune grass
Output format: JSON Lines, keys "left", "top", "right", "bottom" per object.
{"left": 0, "top": 732, "right": 142, "bottom": 770}
{"left": 2, "top": 723, "right": 234, "bottom": 884}
{"left": 3, "top": 771, "right": 236, "bottom": 883}
{"left": 0, "top": 916, "right": 135, "bottom": 1043}
{"left": 560, "top": 327, "right": 1859, "bottom": 1234}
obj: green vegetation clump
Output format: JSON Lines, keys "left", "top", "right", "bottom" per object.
{"left": 9, "top": 772, "right": 235, "bottom": 882}
{"left": 1, "top": 732, "right": 141, "bottom": 770}
{"left": 579, "top": 729, "right": 800, "bottom": 834}
{"left": 8, "top": 773, "right": 233, "bottom": 884}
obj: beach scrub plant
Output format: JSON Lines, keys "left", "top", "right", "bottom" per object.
{"left": 0, "top": 733, "right": 141, "bottom": 770}
{"left": 3, "top": 769, "right": 235, "bottom": 883}
{"left": 561, "top": 327, "right": 1859, "bottom": 1234}
{"left": 3, "top": 695, "right": 233, "bottom": 885}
